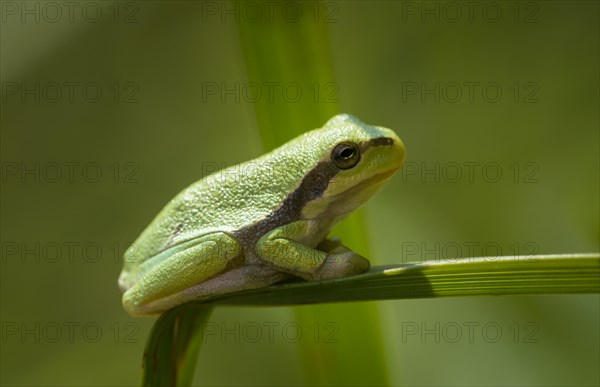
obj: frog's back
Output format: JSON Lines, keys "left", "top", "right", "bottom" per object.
{"left": 125, "top": 137, "right": 317, "bottom": 268}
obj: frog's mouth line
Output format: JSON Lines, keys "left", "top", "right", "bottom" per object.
{"left": 331, "top": 166, "right": 401, "bottom": 200}
{"left": 309, "top": 166, "right": 402, "bottom": 220}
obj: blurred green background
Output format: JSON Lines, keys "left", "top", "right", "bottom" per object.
{"left": 1, "top": 1, "right": 598, "bottom": 386}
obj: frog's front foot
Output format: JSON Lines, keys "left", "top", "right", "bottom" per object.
{"left": 302, "top": 239, "right": 370, "bottom": 281}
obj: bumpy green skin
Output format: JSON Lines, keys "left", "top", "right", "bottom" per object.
{"left": 119, "top": 114, "right": 405, "bottom": 316}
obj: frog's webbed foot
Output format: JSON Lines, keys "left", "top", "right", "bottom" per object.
{"left": 256, "top": 221, "right": 370, "bottom": 282}
{"left": 303, "top": 238, "right": 370, "bottom": 281}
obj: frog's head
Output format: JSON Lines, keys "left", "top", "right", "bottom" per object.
{"left": 297, "top": 114, "right": 405, "bottom": 220}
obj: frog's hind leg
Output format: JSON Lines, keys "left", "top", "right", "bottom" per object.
{"left": 142, "top": 265, "right": 289, "bottom": 313}
{"left": 184, "top": 265, "right": 288, "bottom": 300}
{"left": 122, "top": 232, "right": 241, "bottom": 316}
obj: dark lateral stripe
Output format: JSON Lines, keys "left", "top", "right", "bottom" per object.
{"left": 236, "top": 136, "right": 396, "bottom": 243}
{"left": 280, "top": 136, "right": 395, "bottom": 221}
{"left": 359, "top": 136, "right": 394, "bottom": 153}
{"left": 277, "top": 160, "right": 339, "bottom": 221}
{"left": 236, "top": 160, "right": 339, "bottom": 243}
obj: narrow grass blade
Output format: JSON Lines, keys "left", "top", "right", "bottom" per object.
{"left": 202, "top": 254, "right": 600, "bottom": 305}
{"left": 142, "top": 304, "right": 213, "bottom": 387}
{"left": 140, "top": 254, "right": 598, "bottom": 386}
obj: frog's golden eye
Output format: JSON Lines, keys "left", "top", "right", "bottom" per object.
{"left": 331, "top": 141, "right": 360, "bottom": 169}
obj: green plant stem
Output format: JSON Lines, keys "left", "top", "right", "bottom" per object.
{"left": 142, "top": 304, "right": 213, "bottom": 387}
{"left": 236, "top": 2, "right": 389, "bottom": 385}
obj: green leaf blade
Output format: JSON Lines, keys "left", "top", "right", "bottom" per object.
{"left": 203, "top": 254, "right": 600, "bottom": 305}
{"left": 142, "top": 305, "right": 213, "bottom": 387}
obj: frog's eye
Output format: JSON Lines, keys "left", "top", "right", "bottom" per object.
{"left": 331, "top": 141, "right": 360, "bottom": 170}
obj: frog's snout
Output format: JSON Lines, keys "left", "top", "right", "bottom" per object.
{"left": 373, "top": 126, "right": 406, "bottom": 170}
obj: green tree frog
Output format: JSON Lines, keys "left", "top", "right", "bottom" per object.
{"left": 119, "top": 114, "right": 405, "bottom": 316}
